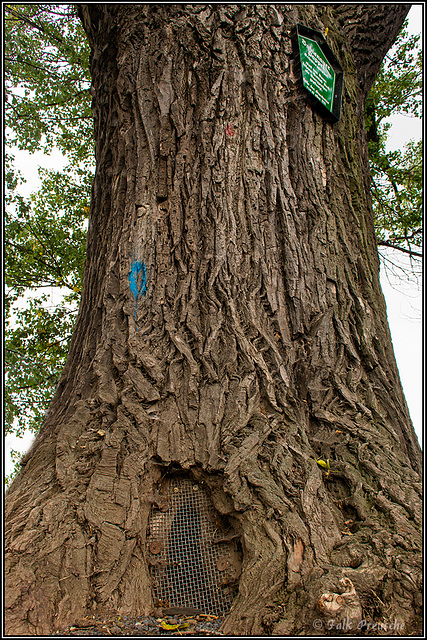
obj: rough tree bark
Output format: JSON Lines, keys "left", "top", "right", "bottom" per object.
{"left": 5, "top": 4, "right": 421, "bottom": 636}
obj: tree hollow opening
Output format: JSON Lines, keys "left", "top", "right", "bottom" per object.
{"left": 147, "top": 474, "right": 241, "bottom": 615}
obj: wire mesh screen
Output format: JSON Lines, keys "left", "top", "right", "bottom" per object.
{"left": 148, "top": 476, "right": 239, "bottom": 615}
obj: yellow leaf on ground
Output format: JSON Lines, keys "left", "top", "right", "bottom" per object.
{"left": 160, "top": 621, "right": 189, "bottom": 631}
{"left": 316, "top": 458, "right": 330, "bottom": 470}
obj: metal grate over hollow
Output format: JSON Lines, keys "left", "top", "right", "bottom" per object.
{"left": 148, "top": 476, "right": 239, "bottom": 615}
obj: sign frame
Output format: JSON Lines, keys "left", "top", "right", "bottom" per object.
{"left": 294, "top": 24, "right": 343, "bottom": 123}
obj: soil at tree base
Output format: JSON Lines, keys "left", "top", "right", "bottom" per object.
{"left": 51, "top": 611, "right": 227, "bottom": 636}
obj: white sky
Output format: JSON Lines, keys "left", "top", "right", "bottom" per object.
{"left": 4, "top": 6, "right": 423, "bottom": 477}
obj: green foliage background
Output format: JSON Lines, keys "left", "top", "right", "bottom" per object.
{"left": 4, "top": 5, "right": 422, "bottom": 484}
{"left": 4, "top": 5, "right": 93, "bottom": 480}
{"left": 365, "top": 24, "right": 422, "bottom": 259}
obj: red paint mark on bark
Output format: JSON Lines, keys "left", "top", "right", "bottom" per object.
{"left": 225, "top": 123, "right": 236, "bottom": 137}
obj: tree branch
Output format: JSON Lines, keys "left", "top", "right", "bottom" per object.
{"left": 377, "top": 239, "right": 422, "bottom": 258}
{"left": 333, "top": 4, "right": 411, "bottom": 95}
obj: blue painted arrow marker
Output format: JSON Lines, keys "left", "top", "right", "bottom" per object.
{"left": 128, "top": 260, "right": 147, "bottom": 328}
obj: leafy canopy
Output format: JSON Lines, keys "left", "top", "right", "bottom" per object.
{"left": 4, "top": 5, "right": 422, "bottom": 483}
{"left": 4, "top": 4, "right": 93, "bottom": 453}
{"left": 364, "top": 23, "right": 422, "bottom": 262}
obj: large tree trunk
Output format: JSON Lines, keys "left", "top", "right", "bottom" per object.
{"left": 5, "top": 4, "right": 421, "bottom": 636}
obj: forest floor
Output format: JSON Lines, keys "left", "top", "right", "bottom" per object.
{"left": 51, "top": 610, "right": 227, "bottom": 636}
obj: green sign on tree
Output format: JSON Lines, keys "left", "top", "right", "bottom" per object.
{"left": 296, "top": 24, "right": 343, "bottom": 122}
{"left": 299, "top": 35, "right": 335, "bottom": 111}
